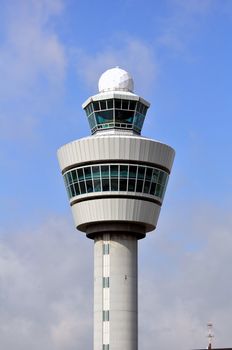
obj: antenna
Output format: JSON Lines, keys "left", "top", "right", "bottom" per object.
{"left": 207, "top": 323, "right": 214, "bottom": 350}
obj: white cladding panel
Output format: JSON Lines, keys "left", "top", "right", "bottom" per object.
{"left": 71, "top": 198, "right": 161, "bottom": 232}
{"left": 57, "top": 135, "right": 175, "bottom": 172}
{"left": 94, "top": 234, "right": 138, "bottom": 350}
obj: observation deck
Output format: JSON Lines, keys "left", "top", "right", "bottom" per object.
{"left": 57, "top": 67, "right": 175, "bottom": 237}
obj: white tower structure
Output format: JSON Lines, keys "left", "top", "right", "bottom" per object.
{"left": 57, "top": 67, "right": 175, "bottom": 350}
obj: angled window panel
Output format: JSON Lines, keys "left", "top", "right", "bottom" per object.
{"left": 93, "top": 179, "right": 101, "bottom": 192}
{"left": 92, "top": 166, "right": 100, "bottom": 179}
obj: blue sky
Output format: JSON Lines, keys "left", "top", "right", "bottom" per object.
{"left": 1, "top": 1, "right": 232, "bottom": 349}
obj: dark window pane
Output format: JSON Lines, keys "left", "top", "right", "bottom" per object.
{"left": 122, "top": 100, "right": 129, "bottom": 110}
{"left": 84, "top": 167, "right": 91, "bottom": 180}
{"left": 74, "top": 183, "right": 80, "bottom": 195}
{"left": 86, "top": 180, "right": 93, "bottom": 193}
{"left": 138, "top": 167, "right": 145, "bottom": 180}
{"left": 158, "top": 171, "right": 165, "bottom": 185}
{"left": 110, "top": 165, "right": 118, "bottom": 177}
{"left": 136, "top": 180, "right": 143, "bottom": 192}
{"left": 111, "top": 178, "right": 118, "bottom": 191}
{"left": 101, "top": 165, "right": 109, "bottom": 178}
{"left": 107, "top": 99, "right": 113, "bottom": 109}
{"left": 88, "top": 114, "right": 96, "bottom": 129}
{"left": 79, "top": 181, "right": 86, "bottom": 194}
{"left": 89, "top": 103, "right": 94, "bottom": 113}
{"left": 152, "top": 169, "right": 159, "bottom": 183}
{"left": 95, "top": 110, "right": 113, "bottom": 124}
{"left": 100, "top": 100, "right": 107, "bottom": 110}
{"left": 84, "top": 107, "right": 89, "bottom": 116}
{"left": 102, "top": 179, "right": 109, "bottom": 191}
{"left": 115, "top": 110, "right": 134, "bottom": 123}
{"left": 150, "top": 182, "right": 156, "bottom": 195}
{"left": 129, "top": 100, "right": 136, "bottom": 110}
{"left": 67, "top": 172, "right": 72, "bottom": 183}
{"left": 155, "top": 184, "right": 162, "bottom": 197}
{"left": 133, "top": 113, "right": 145, "bottom": 130}
{"left": 129, "top": 166, "right": 137, "bottom": 179}
{"left": 143, "top": 181, "right": 150, "bottom": 193}
{"left": 115, "top": 99, "right": 121, "bottom": 108}
{"left": 145, "top": 168, "right": 152, "bottom": 181}
{"left": 143, "top": 106, "right": 148, "bottom": 116}
{"left": 92, "top": 166, "right": 100, "bottom": 178}
{"left": 120, "top": 165, "right": 128, "bottom": 178}
{"left": 136, "top": 102, "right": 141, "bottom": 112}
{"left": 77, "top": 169, "right": 84, "bottom": 181}
{"left": 128, "top": 179, "right": 135, "bottom": 191}
{"left": 70, "top": 184, "right": 75, "bottom": 197}
{"left": 94, "top": 179, "right": 101, "bottom": 192}
{"left": 120, "top": 179, "right": 127, "bottom": 191}
{"left": 93, "top": 101, "right": 100, "bottom": 111}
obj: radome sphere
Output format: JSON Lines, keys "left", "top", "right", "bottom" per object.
{"left": 98, "top": 67, "right": 134, "bottom": 93}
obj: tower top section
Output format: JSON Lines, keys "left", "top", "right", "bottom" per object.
{"left": 82, "top": 67, "right": 150, "bottom": 136}
{"left": 98, "top": 67, "right": 134, "bottom": 93}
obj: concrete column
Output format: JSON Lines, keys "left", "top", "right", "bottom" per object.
{"left": 94, "top": 233, "right": 138, "bottom": 350}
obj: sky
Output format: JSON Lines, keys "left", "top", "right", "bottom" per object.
{"left": 0, "top": 0, "right": 232, "bottom": 349}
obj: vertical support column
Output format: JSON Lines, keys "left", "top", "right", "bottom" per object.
{"left": 110, "top": 234, "right": 138, "bottom": 350}
{"left": 94, "top": 232, "right": 138, "bottom": 350}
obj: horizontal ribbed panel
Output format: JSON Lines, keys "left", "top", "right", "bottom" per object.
{"left": 57, "top": 135, "right": 175, "bottom": 173}
{"left": 71, "top": 197, "right": 161, "bottom": 233}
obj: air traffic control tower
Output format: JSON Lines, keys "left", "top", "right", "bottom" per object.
{"left": 57, "top": 67, "right": 175, "bottom": 350}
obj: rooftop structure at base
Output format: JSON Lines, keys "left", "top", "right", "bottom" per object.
{"left": 57, "top": 67, "right": 175, "bottom": 350}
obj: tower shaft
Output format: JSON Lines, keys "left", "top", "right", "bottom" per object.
{"left": 94, "top": 232, "right": 138, "bottom": 350}
{"left": 57, "top": 67, "right": 175, "bottom": 350}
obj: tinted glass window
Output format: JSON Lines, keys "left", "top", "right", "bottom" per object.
{"left": 102, "top": 179, "right": 109, "bottom": 191}
{"left": 115, "top": 99, "right": 121, "bottom": 108}
{"left": 74, "top": 183, "right": 80, "bottom": 195}
{"left": 93, "top": 101, "right": 100, "bottom": 111}
{"left": 71, "top": 170, "right": 77, "bottom": 182}
{"left": 145, "top": 167, "right": 152, "bottom": 181}
{"left": 120, "top": 165, "right": 128, "bottom": 178}
{"left": 136, "top": 180, "right": 143, "bottom": 192}
{"left": 120, "top": 179, "right": 127, "bottom": 191}
{"left": 138, "top": 167, "right": 145, "bottom": 180}
{"left": 94, "top": 179, "right": 101, "bottom": 192}
{"left": 107, "top": 99, "right": 113, "bottom": 109}
{"left": 101, "top": 165, "right": 109, "bottom": 178}
{"left": 86, "top": 180, "right": 93, "bottom": 193}
{"left": 64, "top": 164, "right": 168, "bottom": 201}
{"left": 122, "top": 100, "right": 129, "bottom": 110}
{"left": 129, "top": 100, "right": 136, "bottom": 110}
{"left": 84, "top": 167, "right": 91, "bottom": 180}
{"left": 95, "top": 110, "right": 113, "bottom": 124}
{"left": 100, "top": 100, "right": 107, "bottom": 110}
{"left": 79, "top": 182, "right": 86, "bottom": 194}
{"left": 88, "top": 114, "right": 96, "bottom": 129}
{"left": 111, "top": 178, "right": 118, "bottom": 191}
{"left": 129, "top": 166, "right": 137, "bottom": 178}
{"left": 110, "top": 165, "right": 118, "bottom": 177}
{"left": 115, "top": 110, "right": 134, "bottom": 123}
{"left": 77, "top": 169, "right": 84, "bottom": 181}
{"left": 92, "top": 166, "right": 100, "bottom": 178}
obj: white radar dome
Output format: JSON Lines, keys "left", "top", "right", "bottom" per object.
{"left": 98, "top": 67, "right": 134, "bottom": 93}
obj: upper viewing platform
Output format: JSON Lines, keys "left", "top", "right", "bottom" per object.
{"left": 82, "top": 67, "right": 150, "bottom": 135}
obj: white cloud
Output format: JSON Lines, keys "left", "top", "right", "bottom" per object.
{"left": 1, "top": 202, "right": 232, "bottom": 350}
{"left": 75, "top": 37, "right": 158, "bottom": 95}
{"left": 0, "top": 0, "right": 66, "bottom": 100}
{"left": 0, "top": 216, "right": 92, "bottom": 350}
